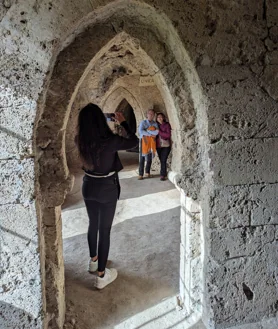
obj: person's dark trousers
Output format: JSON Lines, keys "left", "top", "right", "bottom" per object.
{"left": 157, "top": 147, "right": 171, "bottom": 177}
{"left": 139, "top": 139, "right": 152, "bottom": 176}
{"left": 82, "top": 174, "right": 119, "bottom": 272}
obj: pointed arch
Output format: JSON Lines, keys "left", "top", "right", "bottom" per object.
{"left": 34, "top": 1, "right": 209, "bottom": 328}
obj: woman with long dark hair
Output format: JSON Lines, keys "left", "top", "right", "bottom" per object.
{"left": 156, "top": 112, "right": 171, "bottom": 181}
{"left": 76, "top": 103, "right": 138, "bottom": 289}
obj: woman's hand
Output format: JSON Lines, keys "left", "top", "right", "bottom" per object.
{"left": 115, "top": 112, "right": 126, "bottom": 124}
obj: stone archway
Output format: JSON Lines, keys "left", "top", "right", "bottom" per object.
{"left": 102, "top": 86, "right": 145, "bottom": 129}
{"left": 115, "top": 98, "right": 137, "bottom": 135}
{"left": 114, "top": 99, "right": 138, "bottom": 155}
{"left": 34, "top": 1, "right": 208, "bottom": 328}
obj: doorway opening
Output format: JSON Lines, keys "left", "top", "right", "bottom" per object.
{"left": 107, "top": 99, "right": 139, "bottom": 152}
{"left": 35, "top": 2, "right": 208, "bottom": 328}
{"left": 116, "top": 99, "right": 137, "bottom": 135}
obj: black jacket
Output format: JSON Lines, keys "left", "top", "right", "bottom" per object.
{"left": 85, "top": 121, "right": 138, "bottom": 175}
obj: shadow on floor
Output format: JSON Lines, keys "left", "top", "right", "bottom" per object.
{"left": 62, "top": 173, "right": 177, "bottom": 212}
{"left": 63, "top": 207, "right": 180, "bottom": 329}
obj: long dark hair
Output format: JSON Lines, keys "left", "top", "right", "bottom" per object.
{"left": 76, "top": 103, "right": 114, "bottom": 169}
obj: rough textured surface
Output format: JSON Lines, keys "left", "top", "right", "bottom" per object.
{"left": 0, "top": 203, "right": 42, "bottom": 329}
{"left": 65, "top": 34, "right": 167, "bottom": 169}
{"left": 0, "top": 159, "right": 35, "bottom": 204}
{"left": 210, "top": 184, "right": 278, "bottom": 229}
{"left": 210, "top": 139, "right": 278, "bottom": 186}
{"left": 0, "top": 0, "right": 278, "bottom": 329}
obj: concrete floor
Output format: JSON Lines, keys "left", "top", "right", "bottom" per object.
{"left": 62, "top": 152, "right": 205, "bottom": 329}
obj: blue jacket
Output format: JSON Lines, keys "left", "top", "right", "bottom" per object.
{"left": 139, "top": 119, "right": 159, "bottom": 139}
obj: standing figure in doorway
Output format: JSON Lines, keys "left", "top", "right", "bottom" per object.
{"left": 138, "top": 109, "right": 159, "bottom": 180}
{"left": 75, "top": 103, "right": 138, "bottom": 289}
{"left": 156, "top": 112, "right": 171, "bottom": 181}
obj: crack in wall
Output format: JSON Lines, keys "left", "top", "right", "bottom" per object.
{"left": 210, "top": 133, "right": 278, "bottom": 145}
{"left": 221, "top": 181, "right": 278, "bottom": 188}
{"left": 263, "top": 0, "right": 267, "bottom": 21}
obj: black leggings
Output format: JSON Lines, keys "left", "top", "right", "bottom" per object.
{"left": 82, "top": 174, "right": 119, "bottom": 272}
{"left": 157, "top": 147, "right": 171, "bottom": 177}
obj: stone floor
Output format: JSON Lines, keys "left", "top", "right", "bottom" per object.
{"left": 62, "top": 152, "right": 205, "bottom": 329}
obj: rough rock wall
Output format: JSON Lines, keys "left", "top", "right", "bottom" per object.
{"left": 0, "top": 1, "right": 277, "bottom": 329}
{"left": 65, "top": 56, "right": 167, "bottom": 171}
{"left": 62, "top": 32, "right": 166, "bottom": 171}
{"left": 194, "top": 2, "right": 278, "bottom": 327}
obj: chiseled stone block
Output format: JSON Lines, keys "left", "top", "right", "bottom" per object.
{"left": 210, "top": 225, "right": 276, "bottom": 262}
{"left": 207, "top": 246, "right": 278, "bottom": 328}
{"left": 210, "top": 138, "right": 278, "bottom": 186}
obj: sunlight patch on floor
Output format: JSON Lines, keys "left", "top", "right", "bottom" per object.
{"left": 118, "top": 169, "right": 138, "bottom": 179}
{"left": 114, "top": 296, "right": 202, "bottom": 329}
{"left": 62, "top": 189, "right": 180, "bottom": 239}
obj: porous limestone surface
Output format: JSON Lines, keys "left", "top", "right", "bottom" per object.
{"left": 0, "top": 0, "right": 277, "bottom": 328}
{"left": 65, "top": 37, "right": 168, "bottom": 170}
{"left": 0, "top": 159, "right": 35, "bottom": 204}
{"left": 0, "top": 203, "right": 42, "bottom": 329}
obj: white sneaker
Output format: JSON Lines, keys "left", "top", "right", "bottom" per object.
{"left": 88, "top": 259, "right": 98, "bottom": 273}
{"left": 94, "top": 268, "right": 118, "bottom": 289}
